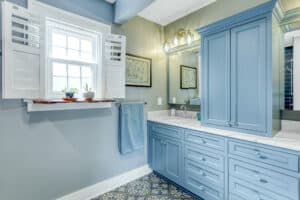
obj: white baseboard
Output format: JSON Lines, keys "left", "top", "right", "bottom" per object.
{"left": 57, "top": 165, "right": 152, "bottom": 200}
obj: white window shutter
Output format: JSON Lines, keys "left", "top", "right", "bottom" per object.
{"left": 2, "top": 2, "right": 41, "bottom": 99}
{"left": 103, "top": 33, "right": 126, "bottom": 99}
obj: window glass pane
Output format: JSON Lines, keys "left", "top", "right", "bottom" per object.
{"left": 81, "top": 78, "right": 93, "bottom": 90}
{"left": 52, "top": 33, "right": 66, "bottom": 48}
{"left": 81, "top": 66, "right": 92, "bottom": 77}
{"left": 68, "top": 36, "right": 80, "bottom": 50}
{"left": 68, "top": 49, "right": 80, "bottom": 58}
{"left": 81, "top": 39, "right": 92, "bottom": 52}
{"left": 68, "top": 65, "right": 81, "bottom": 77}
{"left": 53, "top": 62, "right": 67, "bottom": 76}
{"left": 81, "top": 51, "right": 93, "bottom": 60}
{"left": 68, "top": 77, "right": 81, "bottom": 89}
{"left": 53, "top": 76, "right": 67, "bottom": 92}
{"left": 52, "top": 46, "right": 66, "bottom": 58}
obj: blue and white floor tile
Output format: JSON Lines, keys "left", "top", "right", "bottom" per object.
{"left": 92, "top": 173, "right": 197, "bottom": 200}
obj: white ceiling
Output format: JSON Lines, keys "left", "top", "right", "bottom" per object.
{"left": 285, "top": 29, "right": 300, "bottom": 47}
{"left": 138, "top": 0, "right": 216, "bottom": 26}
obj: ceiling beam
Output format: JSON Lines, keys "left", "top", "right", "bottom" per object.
{"left": 114, "top": 0, "right": 154, "bottom": 24}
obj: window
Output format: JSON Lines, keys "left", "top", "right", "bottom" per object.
{"left": 46, "top": 19, "right": 100, "bottom": 98}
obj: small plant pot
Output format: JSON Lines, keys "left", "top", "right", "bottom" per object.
{"left": 83, "top": 91, "right": 95, "bottom": 101}
{"left": 65, "top": 92, "right": 75, "bottom": 98}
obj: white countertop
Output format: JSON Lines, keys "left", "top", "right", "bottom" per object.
{"left": 147, "top": 110, "right": 300, "bottom": 152}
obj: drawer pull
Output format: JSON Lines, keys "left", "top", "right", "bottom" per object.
{"left": 199, "top": 185, "right": 205, "bottom": 191}
{"left": 255, "top": 152, "right": 268, "bottom": 159}
{"left": 199, "top": 171, "right": 206, "bottom": 176}
{"left": 200, "top": 156, "right": 206, "bottom": 161}
{"left": 259, "top": 178, "right": 268, "bottom": 184}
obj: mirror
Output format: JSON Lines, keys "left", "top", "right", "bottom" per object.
{"left": 281, "top": 0, "right": 300, "bottom": 119}
{"left": 168, "top": 47, "right": 200, "bottom": 105}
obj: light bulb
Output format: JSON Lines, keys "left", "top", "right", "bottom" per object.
{"left": 186, "top": 31, "right": 193, "bottom": 45}
{"left": 163, "top": 42, "right": 169, "bottom": 52}
{"left": 173, "top": 36, "right": 179, "bottom": 46}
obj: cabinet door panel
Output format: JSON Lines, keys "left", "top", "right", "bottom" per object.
{"left": 151, "top": 135, "right": 164, "bottom": 174}
{"left": 202, "top": 31, "right": 230, "bottom": 127}
{"left": 165, "top": 139, "right": 182, "bottom": 184}
{"left": 230, "top": 19, "right": 267, "bottom": 132}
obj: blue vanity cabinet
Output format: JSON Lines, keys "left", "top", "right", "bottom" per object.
{"left": 228, "top": 139, "right": 300, "bottom": 200}
{"left": 148, "top": 122, "right": 183, "bottom": 184}
{"left": 198, "top": 1, "right": 282, "bottom": 137}
{"left": 230, "top": 19, "right": 267, "bottom": 133}
{"left": 148, "top": 122, "right": 300, "bottom": 200}
{"left": 202, "top": 31, "right": 231, "bottom": 128}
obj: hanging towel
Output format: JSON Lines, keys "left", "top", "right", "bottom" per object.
{"left": 119, "top": 102, "right": 145, "bottom": 154}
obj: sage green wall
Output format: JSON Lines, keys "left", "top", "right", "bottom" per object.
{"left": 112, "top": 17, "right": 167, "bottom": 111}
{"left": 164, "top": 0, "right": 270, "bottom": 40}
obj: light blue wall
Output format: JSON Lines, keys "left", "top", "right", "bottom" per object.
{"left": 114, "top": 0, "right": 154, "bottom": 24}
{"left": 9, "top": 0, "right": 114, "bottom": 23}
{"left": 0, "top": 1, "right": 149, "bottom": 200}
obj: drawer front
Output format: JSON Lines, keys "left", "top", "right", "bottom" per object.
{"left": 229, "top": 159, "right": 299, "bottom": 200}
{"left": 185, "top": 172, "right": 224, "bottom": 200}
{"left": 151, "top": 123, "right": 183, "bottom": 140}
{"left": 184, "top": 145, "right": 224, "bottom": 171}
{"left": 185, "top": 130, "right": 225, "bottom": 151}
{"left": 229, "top": 177, "right": 291, "bottom": 200}
{"left": 229, "top": 141, "right": 299, "bottom": 171}
{"left": 229, "top": 193, "right": 247, "bottom": 200}
{"left": 185, "top": 158, "right": 224, "bottom": 188}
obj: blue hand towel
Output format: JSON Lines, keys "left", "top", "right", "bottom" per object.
{"left": 119, "top": 102, "right": 145, "bottom": 154}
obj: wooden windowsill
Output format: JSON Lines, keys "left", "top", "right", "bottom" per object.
{"left": 25, "top": 99, "right": 115, "bottom": 112}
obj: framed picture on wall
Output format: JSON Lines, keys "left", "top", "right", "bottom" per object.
{"left": 180, "top": 65, "right": 197, "bottom": 89}
{"left": 126, "top": 54, "right": 152, "bottom": 87}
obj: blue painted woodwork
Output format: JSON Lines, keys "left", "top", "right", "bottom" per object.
{"left": 229, "top": 159, "right": 299, "bottom": 200}
{"left": 148, "top": 125, "right": 182, "bottom": 184}
{"left": 198, "top": 0, "right": 282, "bottom": 137}
{"left": 230, "top": 18, "right": 267, "bottom": 133}
{"left": 202, "top": 30, "right": 230, "bottom": 128}
{"left": 148, "top": 121, "right": 300, "bottom": 200}
{"left": 114, "top": 0, "right": 154, "bottom": 24}
{"left": 228, "top": 140, "right": 299, "bottom": 172}
{"left": 184, "top": 129, "right": 225, "bottom": 151}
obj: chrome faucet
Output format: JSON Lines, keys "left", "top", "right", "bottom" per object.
{"left": 180, "top": 105, "right": 187, "bottom": 118}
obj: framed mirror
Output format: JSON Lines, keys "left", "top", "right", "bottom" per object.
{"left": 167, "top": 44, "right": 200, "bottom": 105}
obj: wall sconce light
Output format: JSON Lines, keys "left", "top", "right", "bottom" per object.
{"left": 163, "top": 29, "right": 195, "bottom": 52}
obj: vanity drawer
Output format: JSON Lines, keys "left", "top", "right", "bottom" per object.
{"left": 151, "top": 123, "right": 183, "bottom": 140}
{"left": 184, "top": 130, "right": 225, "bottom": 151}
{"left": 229, "top": 141, "right": 299, "bottom": 171}
{"left": 185, "top": 171, "right": 224, "bottom": 200}
{"left": 184, "top": 145, "right": 224, "bottom": 171}
{"left": 229, "top": 159, "right": 299, "bottom": 200}
{"left": 229, "top": 177, "right": 292, "bottom": 200}
{"left": 185, "top": 158, "right": 224, "bottom": 189}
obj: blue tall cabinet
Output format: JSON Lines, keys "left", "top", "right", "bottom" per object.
{"left": 198, "top": 0, "right": 284, "bottom": 137}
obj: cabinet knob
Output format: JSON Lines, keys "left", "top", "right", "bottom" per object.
{"left": 259, "top": 178, "right": 268, "bottom": 184}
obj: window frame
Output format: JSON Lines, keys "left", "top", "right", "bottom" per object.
{"left": 45, "top": 18, "right": 101, "bottom": 99}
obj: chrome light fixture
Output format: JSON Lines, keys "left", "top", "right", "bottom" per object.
{"left": 163, "top": 29, "right": 195, "bottom": 53}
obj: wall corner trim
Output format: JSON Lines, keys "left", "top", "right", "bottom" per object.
{"left": 57, "top": 165, "right": 152, "bottom": 200}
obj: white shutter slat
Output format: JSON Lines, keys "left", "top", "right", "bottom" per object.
{"left": 2, "top": 2, "right": 41, "bottom": 99}
{"left": 103, "top": 34, "right": 126, "bottom": 99}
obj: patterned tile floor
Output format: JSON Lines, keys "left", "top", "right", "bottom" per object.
{"left": 92, "top": 173, "right": 198, "bottom": 200}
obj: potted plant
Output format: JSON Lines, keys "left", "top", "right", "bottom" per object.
{"left": 62, "top": 88, "right": 78, "bottom": 101}
{"left": 83, "top": 83, "right": 95, "bottom": 101}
